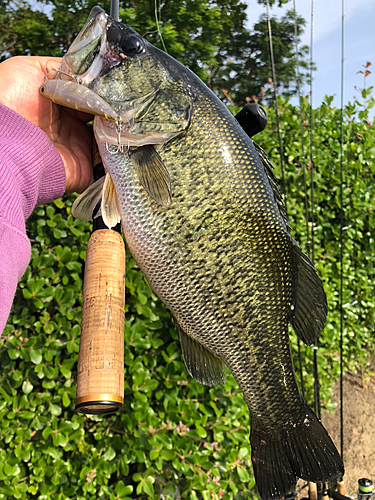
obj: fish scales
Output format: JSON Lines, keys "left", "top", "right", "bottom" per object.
{"left": 98, "top": 83, "right": 303, "bottom": 433}
{"left": 42, "top": 7, "right": 344, "bottom": 499}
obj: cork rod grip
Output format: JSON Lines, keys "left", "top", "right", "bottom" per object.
{"left": 75, "top": 229, "right": 125, "bottom": 415}
{"left": 337, "top": 480, "right": 346, "bottom": 496}
{"left": 309, "top": 482, "right": 318, "bottom": 500}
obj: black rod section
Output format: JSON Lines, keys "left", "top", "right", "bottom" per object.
{"left": 331, "top": 490, "right": 352, "bottom": 500}
{"left": 110, "top": 0, "right": 119, "bottom": 21}
{"left": 339, "top": 0, "right": 345, "bottom": 464}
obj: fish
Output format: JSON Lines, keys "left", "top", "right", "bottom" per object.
{"left": 40, "top": 6, "right": 344, "bottom": 499}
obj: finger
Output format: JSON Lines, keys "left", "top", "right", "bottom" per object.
{"left": 34, "top": 56, "right": 63, "bottom": 76}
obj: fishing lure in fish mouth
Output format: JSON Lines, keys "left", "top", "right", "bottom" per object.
{"left": 40, "top": 6, "right": 344, "bottom": 499}
{"left": 40, "top": 67, "right": 127, "bottom": 154}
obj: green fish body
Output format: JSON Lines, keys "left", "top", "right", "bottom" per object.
{"left": 41, "top": 7, "right": 344, "bottom": 499}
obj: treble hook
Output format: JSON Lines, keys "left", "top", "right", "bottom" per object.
{"left": 105, "top": 116, "right": 129, "bottom": 154}
{"left": 106, "top": 143, "right": 121, "bottom": 155}
{"left": 43, "top": 62, "right": 86, "bottom": 87}
{"left": 105, "top": 142, "right": 130, "bottom": 155}
{"left": 51, "top": 68, "right": 84, "bottom": 85}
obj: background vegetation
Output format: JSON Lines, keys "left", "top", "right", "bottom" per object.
{"left": 0, "top": 0, "right": 309, "bottom": 104}
{"left": 0, "top": 0, "right": 375, "bottom": 498}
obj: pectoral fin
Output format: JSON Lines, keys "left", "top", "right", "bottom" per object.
{"left": 130, "top": 145, "right": 172, "bottom": 207}
{"left": 174, "top": 319, "right": 227, "bottom": 387}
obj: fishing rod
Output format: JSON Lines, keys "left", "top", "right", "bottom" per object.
{"left": 75, "top": 0, "right": 125, "bottom": 415}
{"left": 285, "top": 477, "right": 374, "bottom": 500}
{"left": 329, "top": 478, "right": 373, "bottom": 500}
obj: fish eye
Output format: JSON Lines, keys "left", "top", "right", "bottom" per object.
{"left": 122, "top": 35, "right": 144, "bottom": 55}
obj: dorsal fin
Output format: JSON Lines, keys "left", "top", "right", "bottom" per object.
{"left": 252, "top": 142, "right": 326, "bottom": 344}
{"left": 174, "top": 318, "right": 227, "bottom": 387}
{"left": 290, "top": 238, "right": 327, "bottom": 345}
{"left": 253, "top": 141, "right": 291, "bottom": 233}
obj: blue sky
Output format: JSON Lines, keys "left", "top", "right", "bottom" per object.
{"left": 245, "top": 0, "right": 374, "bottom": 115}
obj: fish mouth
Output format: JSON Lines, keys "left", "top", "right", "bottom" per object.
{"left": 54, "top": 6, "right": 154, "bottom": 145}
{"left": 53, "top": 6, "right": 188, "bottom": 148}
{"left": 57, "top": 6, "right": 126, "bottom": 85}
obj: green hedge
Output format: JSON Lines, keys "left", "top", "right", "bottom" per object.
{"left": 0, "top": 92, "right": 374, "bottom": 499}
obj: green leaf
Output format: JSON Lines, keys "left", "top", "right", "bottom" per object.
{"left": 150, "top": 450, "right": 159, "bottom": 460}
{"left": 143, "top": 477, "right": 154, "bottom": 496}
{"left": 103, "top": 447, "right": 116, "bottom": 461}
{"left": 50, "top": 404, "right": 62, "bottom": 416}
{"left": 8, "top": 349, "right": 20, "bottom": 360}
{"left": 30, "top": 349, "right": 43, "bottom": 364}
{"left": 62, "top": 392, "right": 71, "bottom": 407}
{"left": 22, "top": 380, "right": 33, "bottom": 395}
{"left": 54, "top": 198, "right": 65, "bottom": 209}
{"left": 237, "top": 466, "right": 250, "bottom": 482}
{"left": 160, "top": 450, "right": 175, "bottom": 461}
{"left": 195, "top": 424, "right": 207, "bottom": 438}
{"left": 3, "top": 463, "right": 20, "bottom": 477}
{"left": 115, "top": 481, "right": 133, "bottom": 497}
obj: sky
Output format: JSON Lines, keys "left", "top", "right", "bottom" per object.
{"left": 245, "top": 0, "right": 374, "bottom": 115}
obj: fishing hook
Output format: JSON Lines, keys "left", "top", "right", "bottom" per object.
{"left": 105, "top": 117, "right": 129, "bottom": 154}
{"left": 44, "top": 64, "right": 85, "bottom": 85}
{"left": 51, "top": 68, "right": 85, "bottom": 85}
{"left": 105, "top": 142, "right": 130, "bottom": 155}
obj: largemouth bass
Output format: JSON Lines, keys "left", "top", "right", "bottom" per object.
{"left": 40, "top": 7, "right": 344, "bottom": 499}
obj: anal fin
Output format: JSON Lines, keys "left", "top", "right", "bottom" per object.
{"left": 290, "top": 239, "right": 327, "bottom": 345}
{"left": 174, "top": 320, "right": 226, "bottom": 387}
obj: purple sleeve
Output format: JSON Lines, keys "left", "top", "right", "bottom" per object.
{"left": 0, "top": 104, "right": 66, "bottom": 334}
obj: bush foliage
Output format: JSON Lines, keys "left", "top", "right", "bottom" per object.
{"left": 0, "top": 92, "right": 374, "bottom": 499}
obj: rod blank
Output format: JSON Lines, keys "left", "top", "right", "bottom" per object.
{"left": 110, "top": 0, "right": 119, "bottom": 21}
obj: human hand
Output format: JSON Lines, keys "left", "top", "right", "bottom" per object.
{"left": 0, "top": 56, "right": 94, "bottom": 193}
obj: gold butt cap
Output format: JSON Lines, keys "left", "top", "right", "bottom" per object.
{"left": 75, "top": 394, "right": 124, "bottom": 415}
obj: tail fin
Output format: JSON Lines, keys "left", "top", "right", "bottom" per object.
{"left": 250, "top": 405, "right": 344, "bottom": 500}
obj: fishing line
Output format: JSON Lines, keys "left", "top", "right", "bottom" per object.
{"left": 293, "top": 0, "right": 310, "bottom": 260}
{"left": 154, "top": 0, "right": 168, "bottom": 53}
{"left": 267, "top": 0, "right": 306, "bottom": 401}
{"left": 309, "top": 0, "right": 315, "bottom": 267}
{"left": 308, "top": 0, "right": 321, "bottom": 421}
{"left": 265, "top": 0, "right": 287, "bottom": 212}
{"left": 339, "top": 0, "right": 345, "bottom": 464}
{"left": 292, "top": 0, "right": 306, "bottom": 398}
